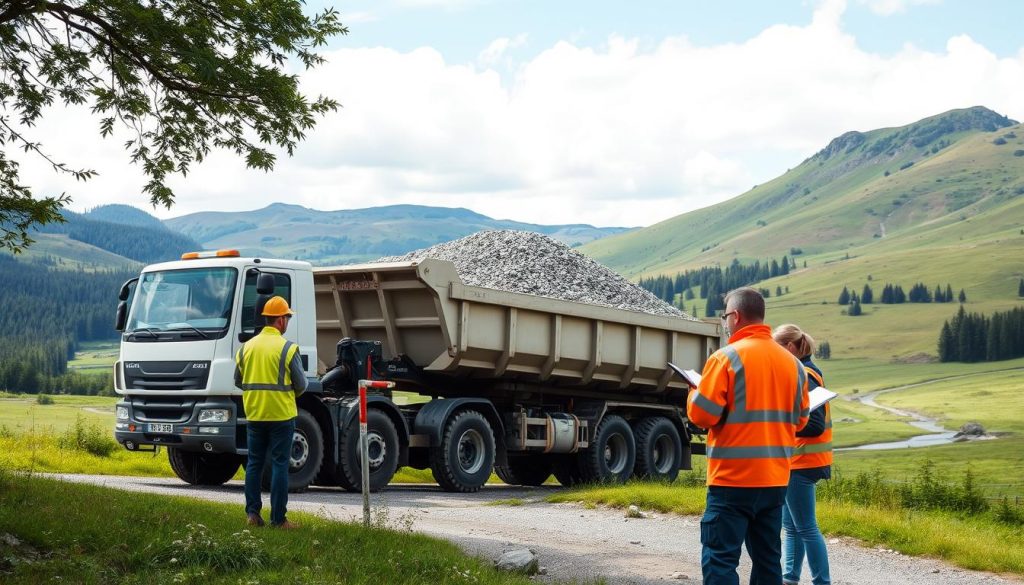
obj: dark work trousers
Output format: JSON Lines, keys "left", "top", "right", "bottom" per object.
{"left": 701, "top": 485, "right": 788, "bottom": 585}
{"left": 244, "top": 419, "right": 295, "bottom": 525}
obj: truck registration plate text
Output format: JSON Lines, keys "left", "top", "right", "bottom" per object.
{"left": 147, "top": 423, "right": 173, "bottom": 434}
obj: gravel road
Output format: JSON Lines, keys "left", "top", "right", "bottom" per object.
{"left": 53, "top": 474, "right": 1020, "bottom": 585}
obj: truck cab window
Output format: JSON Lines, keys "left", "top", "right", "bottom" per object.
{"left": 240, "top": 271, "right": 291, "bottom": 334}
{"left": 124, "top": 267, "right": 237, "bottom": 340}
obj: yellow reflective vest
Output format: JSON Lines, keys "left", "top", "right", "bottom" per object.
{"left": 235, "top": 327, "right": 304, "bottom": 422}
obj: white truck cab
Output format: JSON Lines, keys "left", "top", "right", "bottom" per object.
{"left": 113, "top": 251, "right": 318, "bottom": 484}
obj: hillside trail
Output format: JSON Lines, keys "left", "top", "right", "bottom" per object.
{"left": 839, "top": 367, "right": 1024, "bottom": 450}
{"left": 53, "top": 473, "right": 1023, "bottom": 585}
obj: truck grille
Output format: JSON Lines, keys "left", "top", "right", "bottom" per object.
{"left": 123, "top": 361, "right": 210, "bottom": 391}
{"left": 130, "top": 397, "right": 197, "bottom": 423}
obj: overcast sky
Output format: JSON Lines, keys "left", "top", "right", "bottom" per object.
{"left": 15, "top": 0, "right": 1024, "bottom": 228}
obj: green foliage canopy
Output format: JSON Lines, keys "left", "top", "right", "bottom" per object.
{"left": 0, "top": 1, "right": 347, "bottom": 252}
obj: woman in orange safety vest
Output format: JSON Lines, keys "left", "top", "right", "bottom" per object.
{"left": 774, "top": 324, "right": 832, "bottom": 585}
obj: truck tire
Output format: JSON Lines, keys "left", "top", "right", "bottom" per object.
{"left": 552, "top": 455, "right": 585, "bottom": 487}
{"left": 577, "top": 415, "right": 635, "bottom": 484}
{"left": 495, "top": 455, "right": 552, "bottom": 486}
{"left": 258, "top": 409, "right": 324, "bottom": 493}
{"left": 430, "top": 410, "right": 495, "bottom": 493}
{"left": 337, "top": 408, "right": 400, "bottom": 492}
{"left": 633, "top": 416, "right": 682, "bottom": 482}
{"left": 167, "top": 447, "right": 242, "bottom": 486}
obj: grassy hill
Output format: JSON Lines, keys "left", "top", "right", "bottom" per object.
{"left": 164, "top": 203, "right": 631, "bottom": 264}
{"left": 583, "top": 106, "right": 1024, "bottom": 362}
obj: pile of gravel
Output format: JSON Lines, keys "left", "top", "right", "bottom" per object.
{"left": 376, "top": 230, "right": 694, "bottom": 319}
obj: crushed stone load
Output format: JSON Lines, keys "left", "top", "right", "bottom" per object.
{"left": 376, "top": 230, "right": 695, "bottom": 319}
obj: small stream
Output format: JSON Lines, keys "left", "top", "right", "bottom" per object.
{"left": 836, "top": 384, "right": 967, "bottom": 451}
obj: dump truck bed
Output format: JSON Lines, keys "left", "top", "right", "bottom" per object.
{"left": 312, "top": 259, "right": 721, "bottom": 395}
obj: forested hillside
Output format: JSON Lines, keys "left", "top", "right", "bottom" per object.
{"left": 35, "top": 209, "right": 201, "bottom": 264}
{"left": 0, "top": 254, "right": 133, "bottom": 394}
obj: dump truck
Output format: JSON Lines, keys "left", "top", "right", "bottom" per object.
{"left": 112, "top": 250, "right": 722, "bottom": 492}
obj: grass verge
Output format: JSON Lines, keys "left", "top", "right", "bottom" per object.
{"left": 0, "top": 470, "right": 580, "bottom": 585}
{"left": 549, "top": 468, "right": 1024, "bottom": 576}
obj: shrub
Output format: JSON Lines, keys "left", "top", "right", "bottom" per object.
{"left": 994, "top": 497, "right": 1024, "bottom": 526}
{"left": 821, "top": 461, "right": 988, "bottom": 515}
{"left": 1014, "top": 150, "right": 1024, "bottom": 157}
{"left": 993, "top": 137, "right": 1007, "bottom": 145}
{"left": 36, "top": 394, "right": 55, "bottom": 405}
{"left": 58, "top": 415, "right": 117, "bottom": 457}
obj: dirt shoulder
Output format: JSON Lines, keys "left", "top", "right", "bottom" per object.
{"left": 51, "top": 474, "right": 1022, "bottom": 585}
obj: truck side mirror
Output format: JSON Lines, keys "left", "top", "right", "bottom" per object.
{"left": 115, "top": 278, "right": 137, "bottom": 331}
{"left": 114, "top": 301, "right": 128, "bottom": 331}
{"left": 119, "top": 278, "right": 138, "bottom": 301}
{"left": 256, "top": 273, "right": 276, "bottom": 295}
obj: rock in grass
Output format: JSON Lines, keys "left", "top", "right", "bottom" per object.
{"left": 955, "top": 422, "right": 986, "bottom": 437}
{"left": 495, "top": 548, "right": 539, "bottom": 575}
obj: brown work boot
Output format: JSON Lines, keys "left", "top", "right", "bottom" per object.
{"left": 246, "top": 513, "right": 265, "bottom": 527}
{"left": 272, "top": 519, "right": 300, "bottom": 530}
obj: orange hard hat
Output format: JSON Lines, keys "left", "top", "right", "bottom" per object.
{"left": 262, "top": 296, "right": 295, "bottom": 317}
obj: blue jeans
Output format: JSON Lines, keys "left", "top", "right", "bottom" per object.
{"left": 782, "top": 472, "right": 831, "bottom": 585}
{"left": 701, "top": 485, "right": 787, "bottom": 585}
{"left": 245, "top": 419, "right": 295, "bottom": 525}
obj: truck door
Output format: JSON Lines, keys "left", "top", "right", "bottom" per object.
{"left": 235, "top": 268, "right": 295, "bottom": 347}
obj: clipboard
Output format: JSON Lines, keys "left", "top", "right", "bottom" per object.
{"left": 809, "top": 386, "right": 838, "bottom": 412}
{"left": 668, "top": 362, "right": 701, "bottom": 388}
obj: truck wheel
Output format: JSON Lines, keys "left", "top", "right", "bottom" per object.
{"left": 167, "top": 447, "right": 242, "bottom": 486}
{"left": 577, "top": 415, "right": 635, "bottom": 484}
{"left": 552, "top": 455, "right": 585, "bottom": 487}
{"left": 431, "top": 410, "right": 495, "bottom": 493}
{"left": 258, "top": 409, "right": 324, "bottom": 493}
{"left": 337, "top": 408, "right": 400, "bottom": 492}
{"left": 495, "top": 455, "right": 552, "bottom": 486}
{"left": 633, "top": 416, "right": 682, "bottom": 482}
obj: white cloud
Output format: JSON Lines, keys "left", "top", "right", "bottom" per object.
{"left": 478, "top": 34, "right": 528, "bottom": 67}
{"left": 857, "top": 0, "right": 941, "bottom": 16}
{"left": 12, "top": 0, "right": 1024, "bottom": 228}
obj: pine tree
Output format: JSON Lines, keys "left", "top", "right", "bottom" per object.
{"left": 848, "top": 299, "right": 862, "bottom": 316}
{"left": 775, "top": 286, "right": 783, "bottom": 297}
{"left": 780, "top": 255, "right": 790, "bottom": 275}
{"left": 895, "top": 285, "right": 906, "bottom": 303}
{"left": 938, "top": 321, "right": 955, "bottom": 362}
{"left": 1018, "top": 278, "right": 1024, "bottom": 297}
{"left": 934, "top": 285, "right": 944, "bottom": 303}
{"left": 862, "top": 284, "right": 874, "bottom": 304}
{"left": 838, "top": 286, "right": 850, "bottom": 305}
{"left": 959, "top": 289, "right": 967, "bottom": 303}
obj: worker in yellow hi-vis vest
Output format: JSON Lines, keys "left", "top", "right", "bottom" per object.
{"left": 235, "top": 296, "right": 307, "bottom": 529}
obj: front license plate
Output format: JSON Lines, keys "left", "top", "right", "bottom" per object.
{"left": 147, "top": 423, "right": 174, "bottom": 434}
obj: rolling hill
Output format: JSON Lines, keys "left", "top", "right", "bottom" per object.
{"left": 583, "top": 106, "right": 1024, "bottom": 362}
{"left": 164, "top": 203, "right": 631, "bottom": 264}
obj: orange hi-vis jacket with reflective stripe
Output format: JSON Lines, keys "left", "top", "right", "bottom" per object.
{"left": 687, "top": 324, "right": 810, "bottom": 488}
{"left": 792, "top": 366, "right": 833, "bottom": 470}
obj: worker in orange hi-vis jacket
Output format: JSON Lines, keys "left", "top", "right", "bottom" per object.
{"left": 687, "top": 287, "right": 810, "bottom": 585}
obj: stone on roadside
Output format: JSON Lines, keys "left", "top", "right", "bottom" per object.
{"left": 495, "top": 548, "right": 540, "bottom": 575}
{"left": 625, "top": 505, "right": 647, "bottom": 519}
{"left": 670, "top": 572, "right": 689, "bottom": 580}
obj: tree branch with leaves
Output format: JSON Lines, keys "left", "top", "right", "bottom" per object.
{"left": 0, "top": 0, "right": 347, "bottom": 252}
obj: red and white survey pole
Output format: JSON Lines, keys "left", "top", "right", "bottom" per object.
{"left": 356, "top": 378, "right": 395, "bottom": 527}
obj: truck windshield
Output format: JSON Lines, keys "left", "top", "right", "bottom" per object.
{"left": 125, "top": 267, "right": 238, "bottom": 338}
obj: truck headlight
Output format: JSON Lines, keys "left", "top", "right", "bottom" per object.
{"left": 116, "top": 406, "right": 129, "bottom": 420}
{"left": 198, "top": 409, "right": 230, "bottom": 423}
